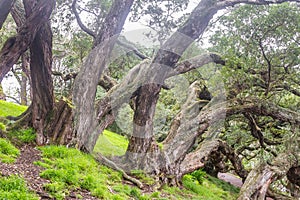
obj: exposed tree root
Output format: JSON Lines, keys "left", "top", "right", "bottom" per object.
{"left": 93, "top": 152, "right": 144, "bottom": 189}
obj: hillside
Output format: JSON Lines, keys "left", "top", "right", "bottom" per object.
{"left": 0, "top": 100, "right": 239, "bottom": 199}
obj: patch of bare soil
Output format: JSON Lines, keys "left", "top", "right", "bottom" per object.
{"left": 0, "top": 145, "right": 99, "bottom": 200}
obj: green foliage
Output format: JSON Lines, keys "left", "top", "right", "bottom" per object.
{"left": 36, "top": 145, "right": 239, "bottom": 199}
{"left": 208, "top": 2, "right": 300, "bottom": 164}
{"left": 0, "top": 138, "right": 20, "bottom": 163}
{"left": 94, "top": 130, "right": 128, "bottom": 156}
{"left": 0, "top": 100, "right": 27, "bottom": 117}
{"left": 0, "top": 175, "right": 38, "bottom": 200}
{"left": 191, "top": 169, "right": 206, "bottom": 184}
{"left": 131, "top": 0, "right": 190, "bottom": 44}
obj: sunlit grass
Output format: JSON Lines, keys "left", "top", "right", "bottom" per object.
{"left": 0, "top": 100, "right": 27, "bottom": 117}
{"left": 93, "top": 130, "right": 128, "bottom": 156}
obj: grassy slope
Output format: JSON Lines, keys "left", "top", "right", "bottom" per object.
{"left": 0, "top": 100, "right": 27, "bottom": 117}
{"left": 94, "top": 129, "right": 128, "bottom": 156}
{"left": 0, "top": 100, "right": 239, "bottom": 199}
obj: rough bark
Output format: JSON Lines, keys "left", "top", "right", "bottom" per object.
{"left": 0, "top": 0, "right": 14, "bottom": 29}
{"left": 22, "top": 0, "right": 55, "bottom": 145}
{"left": 0, "top": 0, "right": 55, "bottom": 83}
{"left": 72, "top": 0, "right": 134, "bottom": 152}
{"left": 238, "top": 152, "right": 299, "bottom": 200}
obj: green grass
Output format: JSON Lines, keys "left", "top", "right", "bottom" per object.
{"left": 0, "top": 175, "right": 38, "bottom": 200}
{"left": 0, "top": 138, "right": 20, "bottom": 163}
{"left": 94, "top": 130, "right": 129, "bottom": 156}
{"left": 0, "top": 100, "right": 27, "bottom": 117}
{"left": 182, "top": 173, "right": 239, "bottom": 200}
{"left": 0, "top": 100, "right": 239, "bottom": 199}
{"left": 36, "top": 145, "right": 151, "bottom": 200}
{"left": 93, "top": 130, "right": 239, "bottom": 199}
{"left": 8, "top": 128, "right": 36, "bottom": 143}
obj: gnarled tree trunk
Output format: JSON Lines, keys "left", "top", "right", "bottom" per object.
{"left": 238, "top": 152, "right": 299, "bottom": 200}
{"left": 72, "top": 0, "right": 134, "bottom": 152}
{"left": 22, "top": 0, "right": 55, "bottom": 145}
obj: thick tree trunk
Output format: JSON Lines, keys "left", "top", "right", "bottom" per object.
{"left": 72, "top": 0, "right": 134, "bottom": 152}
{"left": 23, "top": 0, "right": 55, "bottom": 145}
{"left": 120, "top": 0, "right": 300, "bottom": 181}
{"left": 125, "top": 0, "right": 221, "bottom": 160}
{"left": 29, "top": 24, "right": 54, "bottom": 145}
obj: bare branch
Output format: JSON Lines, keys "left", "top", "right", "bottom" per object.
{"left": 116, "top": 39, "right": 149, "bottom": 60}
{"left": 71, "top": 0, "right": 96, "bottom": 38}
{"left": 217, "top": 0, "right": 300, "bottom": 7}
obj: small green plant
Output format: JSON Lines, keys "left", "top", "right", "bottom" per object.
{"left": 0, "top": 175, "right": 38, "bottom": 200}
{"left": 43, "top": 182, "right": 67, "bottom": 200}
{"left": 182, "top": 172, "right": 239, "bottom": 200}
{"left": 18, "top": 128, "right": 36, "bottom": 143}
{"left": 94, "top": 130, "right": 128, "bottom": 156}
{"left": 191, "top": 169, "right": 206, "bottom": 184}
{"left": 0, "top": 138, "right": 20, "bottom": 163}
{"left": 0, "top": 122, "right": 6, "bottom": 131}
{"left": 8, "top": 128, "right": 36, "bottom": 143}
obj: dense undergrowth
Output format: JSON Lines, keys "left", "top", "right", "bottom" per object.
{"left": 0, "top": 100, "right": 240, "bottom": 199}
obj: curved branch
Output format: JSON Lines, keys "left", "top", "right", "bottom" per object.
{"left": 163, "top": 95, "right": 300, "bottom": 167}
{"left": 180, "top": 139, "right": 248, "bottom": 181}
{"left": 0, "top": 0, "right": 55, "bottom": 82}
{"left": 116, "top": 38, "right": 149, "bottom": 60}
{"left": 94, "top": 153, "right": 144, "bottom": 189}
{"left": 71, "top": 0, "right": 96, "bottom": 38}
